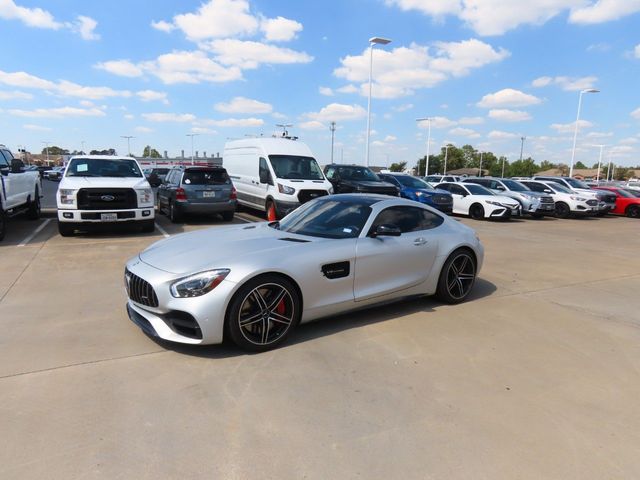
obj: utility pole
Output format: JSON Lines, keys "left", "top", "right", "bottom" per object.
{"left": 479, "top": 151, "right": 484, "bottom": 177}
{"left": 120, "top": 136, "right": 135, "bottom": 156}
{"left": 416, "top": 117, "right": 432, "bottom": 176}
{"left": 330, "top": 121, "right": 336, "bottom": 164}
{"left": 501, "top": 157, "right": 506, "bottom": 178}
{"left": 520, "top": 136, "right": 526, "bottom": 161}
{"left": 186, "top": 133, "right": 199, "bottom": 165}
{"left": 81, "top": 140, "right": 86, "bottom": 155}
{"left": 41, "top": 141, "right": 51, "bottom": 165}
{"left": 443, "top": 145, "right": 451, "bottom": 175}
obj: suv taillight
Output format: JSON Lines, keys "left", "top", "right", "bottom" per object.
{"left": 230, "top": 187, "right": 237, "bottom": 200}
{"left": 176, "top": 188, "right": 187, "bottom": 201}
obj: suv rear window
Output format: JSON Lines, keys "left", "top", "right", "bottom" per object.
{"left": 183, "top": 169, "right": 229, "bottom": 185}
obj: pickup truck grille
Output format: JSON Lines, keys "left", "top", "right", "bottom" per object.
{"left": 297, "top": 189, "right": 328, "bottom": 203}
{"left": 124, "top": 269, "right": 159, "bottom": 308}
{"left": 77, "top": 188, "right": 137, "bottom": 210}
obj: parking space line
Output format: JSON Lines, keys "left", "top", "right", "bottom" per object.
{"left": 155, "top": 222, "right": 170, "bottom": 238}
{"left": 17, "top": 219, "right": 52, "bottom": 247}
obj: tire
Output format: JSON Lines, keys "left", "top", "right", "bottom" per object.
{"left": 140, "top": 219, "right": 155, "bottom": 233}
{"left": 0, "top": 208, "right": 6, "bottom": 241}
{"left": 156, "top": 196, "right": 164, "bottom": 215}
{"left": 266, "top": 200, "right": 278, "bottom": 221}
{"left": 58, "top": 221, "right": 76, "bottom": 237}
{"left": 469, "top": 203, "right": 485, "bottom": 220}
{"left": 626, "top": 205, "right": 640, "bottom": 218}
{"left": 435, "top": 249, "right": 477, "bottom": 304}
{"left": 222, "top": 211, "right": 234, "bottom": 222}
{"left": 226, "top": 274, "right": 301, "bottom": 352}
{"left": 169, "top": 201, "right": 182, "bottom": 223}
{"left": 555, "top": 202, "right": 570, "bottom": 219}
{"left": 26, "top": 187, "right": 41, "bottom": 220}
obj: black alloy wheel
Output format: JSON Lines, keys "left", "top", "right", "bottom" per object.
{"left": 227, "top": 275, "right": 300, "bottom": 352}
{"left": 555, "top": 202, "right": 570, "bottom": 219}
{"left": 436, "top": 249, "right": 477, "bottom": 304}
{"left": 469, "top": 203, "right": 485, "bottom": 220}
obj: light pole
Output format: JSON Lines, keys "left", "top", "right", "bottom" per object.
{"left": 569, "top": 88, "right": 599, "bottom": 178}
{"left": 41, "top": 141, "right": 50, "bottom": 165}
{"left": 501, "top": 157, "right": 506, "bottom": 178}
{"left": 443, "top": 144, "right": 451, "bottom": 175}
{"left": 365, "top": 36, "right": 392, "bottom": 167}
{"left": 478, "top": 151, "right": 484, "bottom": 177}
{"left": 592, "top": 144, "right": 606, "bottom": 182}
{"left": 416, "top": 117, "right": 432, "bottom": 176}
{"left": 120, "top": 135, "right": 135, "bottom": 156}
{"left": 520, "top": 136, "right": 526, "bottom": 161}
{"left": 606, "top": 151, "right": 613, "bottom": 181}
{"left": 330, "top": 121, "right": 336, "bottom": 164}
{"left": 186, "top": 133, "right": 199, "bottom": 165}
{"left": 81, "top": 140, "right": 86, "bottom": 155}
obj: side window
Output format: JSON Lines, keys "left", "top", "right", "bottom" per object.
{"left": 450, "top": 185, "right": 467, "bottom": 196}
{"left": 173, "top": 171, "right": 183, "bottom": 186}
{"left": 437, "top": 183, "right": 450, "bottom": 192}
{"left": 385, "top": 176, "right": 400, "bottom": 186}
{"left": 527, "top": 182, "right": 545, "bottom": 193}
{"left": 259, "top": 157, "right": 273, "bottom": 185}
{"left": 325, "top": 167, "right": 335, "bottom": 180}
{"left": 164, "top": 171, "right": 173, "bottom": 185}
{"left": 0, "top": 150, "right": 10, "bottom": 168}
{"left": 370, "top": 206, "right": 443, "bottom": 234}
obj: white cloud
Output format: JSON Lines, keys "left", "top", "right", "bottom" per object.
{"left": 203, "top": 117, "right": 264, "bottom": 127}
{"left": 585, "top": 131, "right": 613, "bottom": 138}
{"left": 0, "top": 70, "right": 55, "bottom": 89}
{"left": 0, "top": 90, "right": 33, "bottom": 100}
{"left": 337, "top": 84, "right": 359, "bottom": 94}
{"left": 9, "top": 106, "right": 106, "bottom": 118}
{"left": 417, "top": 116, "right": 457, "bottom": 128}
{"left": 631, "top": 107, "right": 640, "bottom": 119}
{"left": 168, "top": 0, "right": 259, "bottom": 41}
{"left": 392, "top": 103, "right": 414, "bottom": 112}
{"left": 134, "top": 126, "right": 154, "bottom": 133}
{"left": 142, "top": 113, "right": 196, "bottom": 123}
{"left": 488, "top": 109, "right": 532, "bottom": 122}
{"left": 384, "top": 135, "right": 397, "bottom": 142}
{"left": 319, "top": 86, "right": 334, "bottom": 96}
{"left": 191, "top": 127, "right": 217, "bottom": 134}
{"left": 449, "top": 127, "right": 481, "bottom": 138}
{"left": 299, "top": 120, "right": 326, "bottom": 131}
{"left": 458, "top": 116, "right": 484, "bottom": 125}
{"left": 144, "top": 51, "right": 242, "bottom": 84}
{"left": 387, "top": 0, "right": 640, "bottom": 36}
{"left": 214, "top": 96, "right": 272, "bottom": 114}
{"left": 569, "top": 0, "right": 640, "bottom": 24}
{"left": 488, "top": 130, "right": 518, "bottom": 139}
{"left": 95, "top": 60, "right": 144, "bottom": 77}
{"left": 532, "top": 75, "right": 598, "bottom": 91}
{"left": 551, "top": 119, "right": 594, "bottom": 133}
{"left": 477, "top": 88, "right": 541, "bottom": 108}
{"left": 136, "top": 90, "right": 169, "bottom": 104}
{"left": 151, "top": 20, "right": 175, "bottom": 33}
{"left": 23, "top": 124, "right": 52, "bottom": 131}
{"left": 260, "top": 16, "right": 302, "bottom": 42}
{"left": 334, "top": 40, "right": 508, "bottom": 99}
{"left": 304, "top": 103, "right": 367, "bottom": 122}
{"left": 271, "top": 112, "right": 287, "bottom": 119}
{"left": 73, "top": 15, "right": 99, "bottom": 40}
{"left": 619, "top": 137, "right": 639, "bottom": 145}
{"left": 124, "top": 114, "right": 134, "bottom": 120}
{"left": 635, "top": 44, "right": 640, "bottom": 59}
{"left": 203, "top": 39, "right": 313, "bottom": 69}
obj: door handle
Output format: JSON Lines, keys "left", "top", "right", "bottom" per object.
{"left": 413, "top": 237, "right": 428, "bottom": 246}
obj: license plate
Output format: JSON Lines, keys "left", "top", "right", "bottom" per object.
{"left": 202, "top": 191, "right": 215, "bottom": 198}
{"left": 101, "top": 213, "right": 118, "bottom": 221}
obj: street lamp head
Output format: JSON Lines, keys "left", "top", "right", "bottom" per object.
{"left": 415, "top": 117, "right": 431, "bottom": 122}
{"left": 581, "top": 88, "right": 600, "bottom": 94}
{"left": 369, "top": 36, "right": 391, "bottom": 45}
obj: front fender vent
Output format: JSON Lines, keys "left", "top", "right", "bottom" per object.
{"left": 321, "top": 261, "right": 350, "bottom": 279}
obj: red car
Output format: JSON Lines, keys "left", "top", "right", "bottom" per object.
{"left": 592, "top": 187, "right": 640, "bottom": 218}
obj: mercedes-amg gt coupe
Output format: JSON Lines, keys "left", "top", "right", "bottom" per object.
{"left": 125, "top": 194, "right": 484, "bottom": 351}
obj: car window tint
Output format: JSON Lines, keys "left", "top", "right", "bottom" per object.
{"left": 524, "top": 182, "right": 544, "bottom": 192}
{"left": 325, "top": 167, "right": 335, "bottom": 179}
{"left": 183, "top": 169, "right": 229, "bottom": 185}
{"left": 0, "top": 151, "right": 9, "bottom": 168}
{"left": 370, "top": 206, "right": 443, "bottom": 234}
{"left": 450, "top": 185, "right": 467, "bottom": 196}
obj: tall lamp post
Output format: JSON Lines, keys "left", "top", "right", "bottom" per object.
{"left": 520, "top": 136, "right": 526, "bottom": 161}
{"left": 569, "top": 88, "right": 599, "bottom": 178}
{"left": 41, "top": 141, "right": 51, "bottom": 165}
{"left": 592, "top": 144, "right": 606, "bottom": 183}
{"left": 478, "top": 151, "right": 484, "bottom": 177}
{"left": 416, "top": 117, "right": 432, "bottom": 176}
{"left": 365, "top": 36, "right": 392, "bottom": 167}
{"left": 329, "top": 121, "right": 336, "bottom": 164}
{"left": 443, "top": 144, "right": 451, "bottom": 175}
{"left": 121, "top": 135, "right": 135, "bottom": 157}
{"left": 186, "top": 133, "right": 200, "bottom": 165}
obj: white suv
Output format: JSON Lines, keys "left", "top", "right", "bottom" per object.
{"left": 520, "top": 180, "right": 598, "bottom": 217}
{"left": 56, "top": 156, "right": 154, "bottom": 236}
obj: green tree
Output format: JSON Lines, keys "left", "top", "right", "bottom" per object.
{"left": 90, "top": 148, "right": 117, "bottom": 155}
{"left": 389, "top": 161, "right": 407, "bottom": 172}
{"left": 507, "top": 157, "right": 538, "bottom": 177}
{"left": 539, "top": 160, "right": 556, "bottom": 171}
{"left": 574, "top": 161, "right": 587, "bottom": 169}
{"left": 41, "top": 146, "right": 69, "bottom": 155}
{"left": 143, "top": 145, "right": 162, "bottom": 158}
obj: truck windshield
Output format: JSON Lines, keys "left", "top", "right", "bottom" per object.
{"left": 66, "top": 158, "right": 142, "bottom": 178}
{"left": 268, "top": 155, "right": 324, "bottom": 180}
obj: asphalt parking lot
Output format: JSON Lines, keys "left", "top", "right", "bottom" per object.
{"left": 1, "top": 189, "right": 640, "bottom": 479}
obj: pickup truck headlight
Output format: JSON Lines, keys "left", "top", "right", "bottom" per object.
{"left": 277, "top": 183, "right": 295, "bottom": 195}
{"left": 570, "top": 196, "right": 587, "bottom": 201}
{"left": 137, "top": 188, "right": 153, "bottom": 205}
{"left": 170, "top": 269, "right": 230, "bottom": 298}
{"left": 59, "top": 189, "right": 77, "bottom": 204}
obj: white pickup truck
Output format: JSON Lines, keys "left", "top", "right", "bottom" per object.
{"left": 0, "top": 145, "right": 42, "bottom": 241}
{"left": 56, "top": 155, "right": 155, "bottom": 236}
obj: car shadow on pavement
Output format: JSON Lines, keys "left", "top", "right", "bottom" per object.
{"left": 153, "top": 278, "right": 497, "bottom": 358}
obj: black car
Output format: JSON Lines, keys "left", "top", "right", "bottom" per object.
{"left": 323, "top": 164, "right": 399, "bottom": 196}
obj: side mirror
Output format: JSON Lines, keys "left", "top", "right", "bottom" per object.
{"left": 259, "top": 169, "right": 269, "bottom": 184}
{"left": 11, "top": 159, "right": 24, "bottom": 173}
{"left": 372, "top": 224, "right": 401, "bottom": 237}
{"left": 495, "top": 185, "right": 505, "bottom": 191}
{"left": 0, "top": 166, "right": 8, "bottom": 176}
{"left": 544, "top": 189, "right": 552, "bottom": 194}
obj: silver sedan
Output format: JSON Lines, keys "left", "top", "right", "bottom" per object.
{"left": 125, "top": 194, "right": 484, "bottom": 351}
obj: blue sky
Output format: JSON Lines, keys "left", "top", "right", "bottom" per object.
{"left": 1, "top": 0, "right": 639, "bottom": 167}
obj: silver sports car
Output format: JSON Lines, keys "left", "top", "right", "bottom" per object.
{"left": 125, "top": 194, "right": 484, "bottom": 351}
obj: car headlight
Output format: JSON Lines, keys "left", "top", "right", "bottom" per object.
{"left": 570, "top": 196, "right": 587, "bottom": 201}
{"left": 59, "top": 189, "right": 77, "bottom": 204}
{"left": 277, "top": 183, "right": 295, "bottom": 195}
{"left": 137, "top": 188, "right": 153, "bottom": 205}
{"left": 415, "top": 191, "right": 426, "bottom": 197}
{"left": 486, "top": 200, "right": 502, "bottom": 206}
{"left": 170, "top": 269, "right": 230, "bottom": 298}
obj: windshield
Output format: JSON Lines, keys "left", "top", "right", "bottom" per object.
{"left": 565, "top": 178, "right": 589, "bottom": 189}
{"left": 275, "top": 197, "right": 376, "bottom": 239}
{"left": 183, "top": 169, "right": 229, "bottom": 185}
{"left": 269, "top": 155, "right": 324, "bottom": 180}
{"left": 66, "top": 158, "right": 142, "bottom": 178}
{"left": 502, "top": 179, "right": 530, "bottom": 192}
{"left": 548, "top": 183, "right": 571, "bottom": 194}
{"left": 465, "top": 184, "right": 494, "bottom": 195}
{"left": 396, "top": 175, "right": 433, "bottom": 189}
{"left": 608, "top": 188, "right": 633, "bottom": 198}
{"left": 337, "top": 166, "right": 380, "bottom": 181}
{"left": 623, "top": 188, "right": 640, "bottom": 198}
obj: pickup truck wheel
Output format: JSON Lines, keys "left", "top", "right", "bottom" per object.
{"left": 140, "top": 219, "right": 155, "bottom": 233}
{"left": 27, "top": 187, "right": 41, "bottom": 220}
{"left": 0, "top": 209, "right": 6, "bottom": 241}
{"left": 58, "top": 221, "right": 76, "bottom": 237}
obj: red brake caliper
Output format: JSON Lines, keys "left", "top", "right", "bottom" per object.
{"left": 276, "top": 298, "right": 286, "bottom": 315}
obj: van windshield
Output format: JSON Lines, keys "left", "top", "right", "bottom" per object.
{"left": 269, "top": 155, "right": 324, "bottom": 180}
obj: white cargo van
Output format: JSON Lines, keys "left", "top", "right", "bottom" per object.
{"left": 223, "top": 137, "right": 332, "bottom": 220}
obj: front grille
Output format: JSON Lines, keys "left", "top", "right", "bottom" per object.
{"left": 432, "top": 194, "right": 452, "bottom": 204}
{"left": 297, "top": 189, "right": 329, "bottom": 203}
{"left": 78, "top": 188, "right": 137, "bottom": 210}
{"left": 125, "top": 269, "right": 159, "bottom": 308}
{"left": 587, "top": 199, "right": 597, "bottom": 206}
{"left": 81, "top": 211, "right": 135, "bottom": 220}
{"left": 540, "top": 196, "right": 554, "bottom": 204}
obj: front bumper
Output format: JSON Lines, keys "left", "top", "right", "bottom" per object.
{"left": 274, "top": 199, "right": 301, "bottom": 217}
{"left": 58, "top": 207, "right": 154, "bottom": 223}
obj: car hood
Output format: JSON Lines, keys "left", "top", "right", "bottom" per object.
{"left": 472, "top": 194, "right": 518, "bottom": 205}
{"left": 139, "top": 223, "right": 316, "bottom": 275}
{"left": 59, "top": 176, "right": 151, "bottom": 189}
{"left": 345, "top": 180, "right": 396, "bottom": 189}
